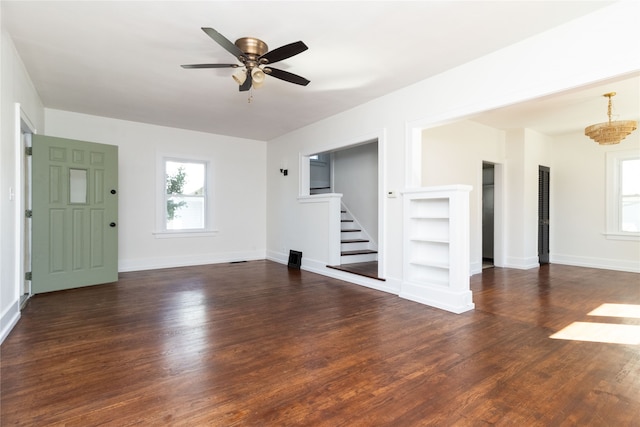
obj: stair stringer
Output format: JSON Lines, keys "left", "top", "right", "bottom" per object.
{"left": 340, "top": 202, "right": 378, "bottom": 264}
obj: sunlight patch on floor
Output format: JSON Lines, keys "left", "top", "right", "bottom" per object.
{"left": 550, "top": 322, "right": 640, "bottom": 345}
{"left": 588, "top": 303, "right": 640, "bottom": 319}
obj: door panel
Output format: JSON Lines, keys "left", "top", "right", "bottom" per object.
{"left": 538, "top": 166, "right": 550, "bottom": 265}
{"left": 32, "top": 135, "right": 118, "bottom": 293}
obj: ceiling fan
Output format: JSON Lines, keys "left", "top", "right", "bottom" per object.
{"left": 181, "top": 27, "right": 310, "bottom": 92}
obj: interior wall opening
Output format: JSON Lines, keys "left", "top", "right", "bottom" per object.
{"left": 307, "top": 139, "right": 382, "bottom": 280}
{"left": 482, "top": 162, "right": 495, "bottom": 269}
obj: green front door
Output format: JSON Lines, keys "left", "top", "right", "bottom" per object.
{"left": 32, "top": 135, "right": 118, "bottom": 293}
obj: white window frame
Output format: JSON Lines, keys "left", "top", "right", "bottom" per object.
{"left": 605, "top": 150, "right": 640, "bottom": 241}
{"left": 154, "top": 154, "right": 217, "bottom": 238}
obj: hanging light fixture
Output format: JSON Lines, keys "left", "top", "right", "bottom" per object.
{"left": 585, "top": 92, "right": 637, "bottom": 145}
{"left": 232, "top": 67, "right": 247, "bottom": 85}
{"left": 251, "top": 67, "right": 266, "bottom": 88}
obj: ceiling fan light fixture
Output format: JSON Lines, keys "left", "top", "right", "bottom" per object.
{"left": 232, "top": 68, "right": 247, "bottom": 85}
{"left": 251, "top": 67, "right": 266, "bottom": 85}
{"left": 585, "top": 92, "right": 638, "bottom": 145}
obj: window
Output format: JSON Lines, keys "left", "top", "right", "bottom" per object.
{"left": 606, "top": 151, "right": 640, "bottom": 239}
{"left": 163, "top": 158, "right": 207, "bottom": 231}
{"left": 621, "top": 158, "right": 640, "bottom": 232}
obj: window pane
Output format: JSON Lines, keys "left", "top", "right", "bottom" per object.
{"left": 620, "top": 159, "right": 640, "bottom": 232}
{"left": 166, "top": 161, "right": 205, "bottom": 196}
{"left": 621, "top": 195, "right": 640, "bottom": 232}
{"left": 166, "top": 160, "right": 206, "bottom": 230}
{"left": 166, "top": 196, "right": 205, "bottom": 230}
{"left": 69, "top": 168, "right": 87, "bottom": 204}
{"left": 621, "top": 159, "right": 640, "bottom": 196}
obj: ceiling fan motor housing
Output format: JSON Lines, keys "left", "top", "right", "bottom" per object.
{"left": 235, "top": 37, "right": 268, "bottom": 58}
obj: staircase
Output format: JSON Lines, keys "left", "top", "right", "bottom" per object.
{"left": 340, "top": 205, "right": 377, "bottom": 264}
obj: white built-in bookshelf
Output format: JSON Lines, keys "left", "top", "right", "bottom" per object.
{"left": 402, "top": 185, "right": 474, "bottom": 314}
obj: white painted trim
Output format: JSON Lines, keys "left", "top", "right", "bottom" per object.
{"left": 493, "top": 163, "right": 506, "bottom": 268}
{"left": 297, "top": 193, "right": 343, "bottom": 203}
{"left": 377, "top": 129, "right": 388, "bottom": 280}
{"left": 152, "top": 230, "right": 219, "bottom": 239}
{"left": 118, "top": 250, "right": 266, "bottom": 272}
{"left": 503, "top": 256, "right": 540, "bottom": 270}
{"left": 551, "top": 254, "right": 640, "bottom": 274}
{"left": 602, "top": 232, "right": 640, "bottom": 242}
{"left": 267, "top": 250, "right": 401, "bottom": 295}
{"left": 14, "top": 104, "right": 24, "bottom": 311}
{"left": 14, "top": 104, "right": 37, "bottom": 308}
{"left": 400, "top": 282, "right": 474, "bottom": 314}
{"left": 1, "top": 301, "right": 21, "bottom": 345}
{"left": 470, "top": 261, "right": 482, "bottom": 276}
{"left": 405, "top": 125, "right": 422, "bottom": 188}
{"left": 605, "top": 150, "right": 640, "bottom": 239}
{"left": 298, "top": 154, "right": 310, "bottom": 197}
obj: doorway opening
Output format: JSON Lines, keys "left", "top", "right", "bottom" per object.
{"left": 308, "top": 140, "right": 382, "bottom": 280}
{"left": 538, "top": 165, "right": 550, "bottom": 265}
{"left": 482, "top": 162, "right": 495, "bottom": 269}
{"left": 309, "top": 152, "right": 332, "bottom": 195}
{"left": 20, "top": 117, "right": 34, "bottom": 308}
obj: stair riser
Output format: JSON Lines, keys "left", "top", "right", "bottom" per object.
{"left": 341, "top": 232, "right": 364, "bottom": 241}
{"left": 341, "top": 242, "right": 370, "bottom": 251}
{"left": 341, "top": 253, "right": 378, "bottom": 264}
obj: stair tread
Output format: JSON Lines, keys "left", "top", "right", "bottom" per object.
{"left": 341, "top": 229, "right": 361, "bottom": 233}
{"left": 341, "top": 249, "right": 378, "bottom": 256}
{"left": 341, "top": 239, "right": 369, "bottom": 243}
{"left": 340, "top": 219, "right": 354, "bottom": 222}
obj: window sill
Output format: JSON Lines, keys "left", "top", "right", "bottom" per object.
{"left": 603, "top": 232, "right": 640, "bottom": 241}
{"left": 153, "top": 230, "right": 219, "bottom": 239}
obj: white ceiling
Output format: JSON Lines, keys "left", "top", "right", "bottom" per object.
{"left": 3, "top": 1, "right": 637, "bottom": 141}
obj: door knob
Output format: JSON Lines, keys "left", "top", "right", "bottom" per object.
{"left": 109, "top": 222, "right": 116, "bottom": 227}
{"left": 110, "top": 189, "right": 117, "bottom": 194}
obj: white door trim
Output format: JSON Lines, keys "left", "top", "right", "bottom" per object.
{"left": 15, "top": 103, "right": 37, "bottom": 305}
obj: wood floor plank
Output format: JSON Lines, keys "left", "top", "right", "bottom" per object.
{"left": 1, "top": 261, "right": 639, "bottom": 425}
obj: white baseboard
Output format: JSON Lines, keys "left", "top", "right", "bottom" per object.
{"left": 551, "top": 254, "right": 640, "bottom": 273}
{"left": 1, "top": 300, "right": 21, "bottom": 345}
{"left": 119, "top": 250, "right": 267, "bottom": 272}
{"left": 503, "top": 256, "right": 540, "bottom": 270}
{"left": 470, "top": 260, "right": 482, "bottom": 276}
{"left": 400, "top": 281, "right": 475, "bottom": 314}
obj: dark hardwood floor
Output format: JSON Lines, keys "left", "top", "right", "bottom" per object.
{"left": 1, "top": 261, "right": 639, "bottom": 426}
{"left": 327, "top": 261, "right": 383, "bottom": 280}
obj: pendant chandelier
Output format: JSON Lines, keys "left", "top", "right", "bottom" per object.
{"left": 584, "top": 92, "right": 637, "bottom": 145}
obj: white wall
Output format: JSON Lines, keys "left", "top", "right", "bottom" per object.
{"left": 421, "top": 120, "right": 505, "bottom": 273}
{"left": 423, "top": 117, "right": 638, "bottom": 273}
{"left": 503, "top": 128, "right": 555, "bottom": 269}
{"left": 551, "top": 130, "right": 640, "bottom": 271}
{"left": 1, "top": 26, "right": 45, "bottom": 343}
{"left": 266, "top": 2, "right": 640, "bottom": 292}
{"left": 334, "top": 141, "right": 378, "bottom": 243}
{"left": 45, "top": 109, "right": 267, "bottom": 272}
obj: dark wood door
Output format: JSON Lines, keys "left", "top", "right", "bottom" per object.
{"left": 538, "top": 166, "right": 550, "bottom": 265}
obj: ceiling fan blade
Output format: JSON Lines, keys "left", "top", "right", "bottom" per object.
{"left": 201, "top": 27, "right": 246, "bottom": 60}
{"left": 181, "top": 64, "right": 239, "bottom": 69}
{"left": 239, "top": 71, "right": 252, "bottom": 92}
{"left": 265, "top": 67, "right": 310, "bottom": 86}
{"left": 259, "top": 41, "right": 308, "bottom": 64}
